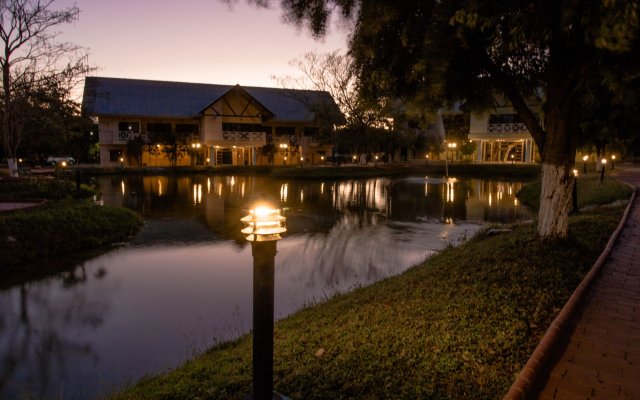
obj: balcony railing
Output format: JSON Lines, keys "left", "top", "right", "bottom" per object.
{"left": 113, "top": 131, "right": 152, "bottom": 143}
{"left": 222, "top": 131, "right": 266, "bottom": 141}
{"left": 487, "top": 123, "right": 529, "bottom": 133}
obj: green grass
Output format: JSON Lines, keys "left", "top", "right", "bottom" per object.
{"left": 109, "top": 177, "right": 631, "bottom": 400}
{"left": 516, "top": 173, "right": 634, "bottom": 211}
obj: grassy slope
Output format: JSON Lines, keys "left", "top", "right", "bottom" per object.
{"left": 110, "top": 178, "right": 630, "bottom": 399}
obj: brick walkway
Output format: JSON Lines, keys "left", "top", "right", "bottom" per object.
{"left": 534, "top": 167, "right": 640, "bottom": 399}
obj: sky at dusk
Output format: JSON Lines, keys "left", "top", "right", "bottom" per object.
{"left": 56, "top": 0, "right": 350, "bottom": 89}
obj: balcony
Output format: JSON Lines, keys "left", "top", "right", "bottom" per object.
{"left": 222, "top": 131, "right": 266, "bottom": 141}
{"left": 113, "top": 131, "right": 152, "bottom": 144}
{"left": 487, "top": 123, "right": 528, "bottom": 134}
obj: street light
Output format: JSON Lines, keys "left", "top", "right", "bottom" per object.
{"left": 572, "top": 169, "right": 579, "bottom": 213}
{"left": 611, "top": 155, "right": 616, "bottom": 170}
{"left": 582, "top": 155, "right": 588, "bottom": 174}
{"left": 445, "top": 142, "right": 457, "bottom": 177}
{"left": 278, "top": 143, "right": 288, "bottom": 165}
{"left": 241, "top": 203, "right": 287, "bottom": 400}
{"left": 119, "top": 157, "right": 124, "bottom": 169}
{"left": 600, "top": 159, "right": 607, "bottom": 183}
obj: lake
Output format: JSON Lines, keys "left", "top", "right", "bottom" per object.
{"left": 0, "top": 174, "right": 531, "bottom": 399}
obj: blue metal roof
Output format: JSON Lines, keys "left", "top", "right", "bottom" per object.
{"left": 82, "top": 76, "right": 338, "bottom": 122}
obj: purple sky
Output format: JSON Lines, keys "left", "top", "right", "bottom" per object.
{"left": 57, "top": 0, "right": 349, "bottom": 88}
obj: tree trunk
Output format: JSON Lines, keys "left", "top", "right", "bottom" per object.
{"left": 7, "top": 158, "right": 19, "bottom": 177}
{"left": 536, "top": 100, "right": 579, "bottom": 239}
{"left": 538, "top": 163, "right": 574, "bottom": 237}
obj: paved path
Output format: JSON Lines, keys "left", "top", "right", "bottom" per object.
{"left": 534, "top": 167, "right": 640, "bottom": 399}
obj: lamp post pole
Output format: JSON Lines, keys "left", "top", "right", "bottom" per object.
{"left": 611, "top": 155, "right": 616, "bottom": 170}
{"left": 582, "top": 155, "right": 588, "bottom": 174}
{"left": 600, "top": 159, "right": 607, "bottom": 184}
{"left": 241, "top": 205, "right": 287, "bottom": 400}
{"left": 572, "top": 169, "right": 579, "bottom": 213}
{"left": 251, "top": 240, "right": 277, "bottom": 400}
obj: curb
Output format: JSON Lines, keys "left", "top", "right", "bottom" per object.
{"left": 502, "top": 186, "right": 638, "bottom": 400}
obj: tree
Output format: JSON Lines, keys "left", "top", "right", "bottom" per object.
{"left": 1, "top": 0, "right": 89, "bottom": 177}
{"left": 250, "top": 0, "right": 640, "bottom": 239}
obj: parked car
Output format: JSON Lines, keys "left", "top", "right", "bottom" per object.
{"left": 46, "top": 156, "right": 75, "bottom": 166}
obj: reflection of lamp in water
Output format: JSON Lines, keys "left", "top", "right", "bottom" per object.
{"left": 240, "top": 203, "right": 287, "bottom": 400}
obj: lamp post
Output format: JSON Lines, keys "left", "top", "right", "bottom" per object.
{"left": 611, "top": 155, "right": 616, "bottom": 170}
{"left": 445, "top": 142, "right": 457, "bottom": 178}
{"left": 119, "top": 157, "right": 124, "bottom": 169}
{"left": 241, "top": 204, "right": 287, "bottom": 400}
{"left": 425, "top": 154, "right": 429, "bottom": 165}
{"left": 600, "top": 159, "right": 607, "bottom": 183}
{"left": 278, "top": 144, "right": 288, "bottom": 165}
{"left": 582, "top": 155, "right": 588, "bottom": 174}
{"left": 510, "top": 153, "right": 515, "bottom": 164}
{"left": 572, "top": 169, "right": 579, "bottom": 213}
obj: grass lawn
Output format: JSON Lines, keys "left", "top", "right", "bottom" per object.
{"left": 109, "top": 174, "right": 631, "bottom": 399}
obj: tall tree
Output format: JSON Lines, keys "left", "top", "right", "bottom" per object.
{"left": 247, "top": 0, "right": 640, "bottom": 239}
{"left": 1, "top": 0, "right": 88, "bottom": 177}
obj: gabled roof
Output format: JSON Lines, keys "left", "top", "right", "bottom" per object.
{"left": 82, "top": 76, "right": 340, "bottom": 122}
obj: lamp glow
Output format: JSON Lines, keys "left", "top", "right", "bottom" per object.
{"left": 241, "top": 205, "right": 286, "bottom": 242}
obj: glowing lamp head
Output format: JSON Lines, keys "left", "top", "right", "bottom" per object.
{"left": 61, "top": 161, "right": 67, "bottom": 167}
{"left": 602, "top": 159, "right": 607, "bottom": 165}
{"left": 573, "top": 169, "right": 578, "bottom": 177}
{"left": 612, "top": 155, "right": 616, "bottom": 160}
{"left": 583, "top": 155, "right": 588, "bottom": 161}
{"left": 241, "top": 203, "right": 286, "bottom": 242}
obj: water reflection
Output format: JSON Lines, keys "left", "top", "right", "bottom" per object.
{"left": 0, "top": 174, "right": 530, "bottom": 399}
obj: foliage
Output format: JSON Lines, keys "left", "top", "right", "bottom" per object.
{"left": 0, "top": 200, "right": 142, "bottom": 270}
{"left": 258, "top": 143, "right": 277, "bottom": 165}
{"left": 108, "top": 201, "right": 626, "bottom": 399}
{"left": 155, "top": 130, "right": 188, "bottom": 166}
{"left": 127, "top": 136, "right": 146, "bottom": 166}
{"left": 1, "top": 0, "right": 92, "bottom": 176}
{"left": 0, "top": 177, "right": 87, "bottom": 200}
{"left": 517, "top": 174, "right": 634, "bottom": 212}
{"left": 252, "top": 0, "right": 640, "bottom": 238}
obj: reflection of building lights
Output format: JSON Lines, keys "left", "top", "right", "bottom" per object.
{"left": 121, "top": 180, "right": 125, "bottom": 196}
{"left": 193, "top": 184, "right": 203, "bottom": 205}
{"left": 207, "top": 178, "right": 211, "bottom": 194}
{"left": 217, "top": 183, "right": 223, "bottom": 197}
{"left": 280, "top": 184, "right": 288, "bottom": 202}
{"left": 241, "top": 182, "right": 245, "bottom": 198}
{"left": 425, "top": 183, "right": 429, "bottom": 196}
{"left": 320, "top": 182, "right": 325, "bottom": 194}
{"left": 300, "top": 189, "right": 304, "bottom": 203}
{"left": 230, "top": 176, "right": 236, "bottom": 186}
{"left": 514, "top": 198, "right": 519, "bottom": 206}
{"left": 158, "top": 179, "right": 163, "bottom": 196}
{"left": 489, "top": 193, "right": 493, "bottom": 207}
{"left": 446, "top": 178, "right": 456, "bottom": 203}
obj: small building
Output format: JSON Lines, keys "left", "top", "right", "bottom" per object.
{"left": 82, "top": 77, "right": 341, "bottom": 167}
{"left": 468, "top": 95, "right": 541, "bottom": 163}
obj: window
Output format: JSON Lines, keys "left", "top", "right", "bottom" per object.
{"left": 109, "top": 150, "right": 122, "bottom": 162}
{"left": 118, "top": 122, "right": 139, "bottom": 132}
{"left": 489, "top": 114, "right": 522, "bottom": 124}
{"left": 146, "top": 123, "right": 171, "bottom": 134}
{"left": 275, "top": 126, "right": 295, "bottom": 136}
{"left": 303, "top": 127, "right": 319, "bottom": 137}
{"left": 222, "top": 123, "right": 269, "bottom": 132}
{"left": 175, "top": 124, "right": 200, "bottom": 134}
